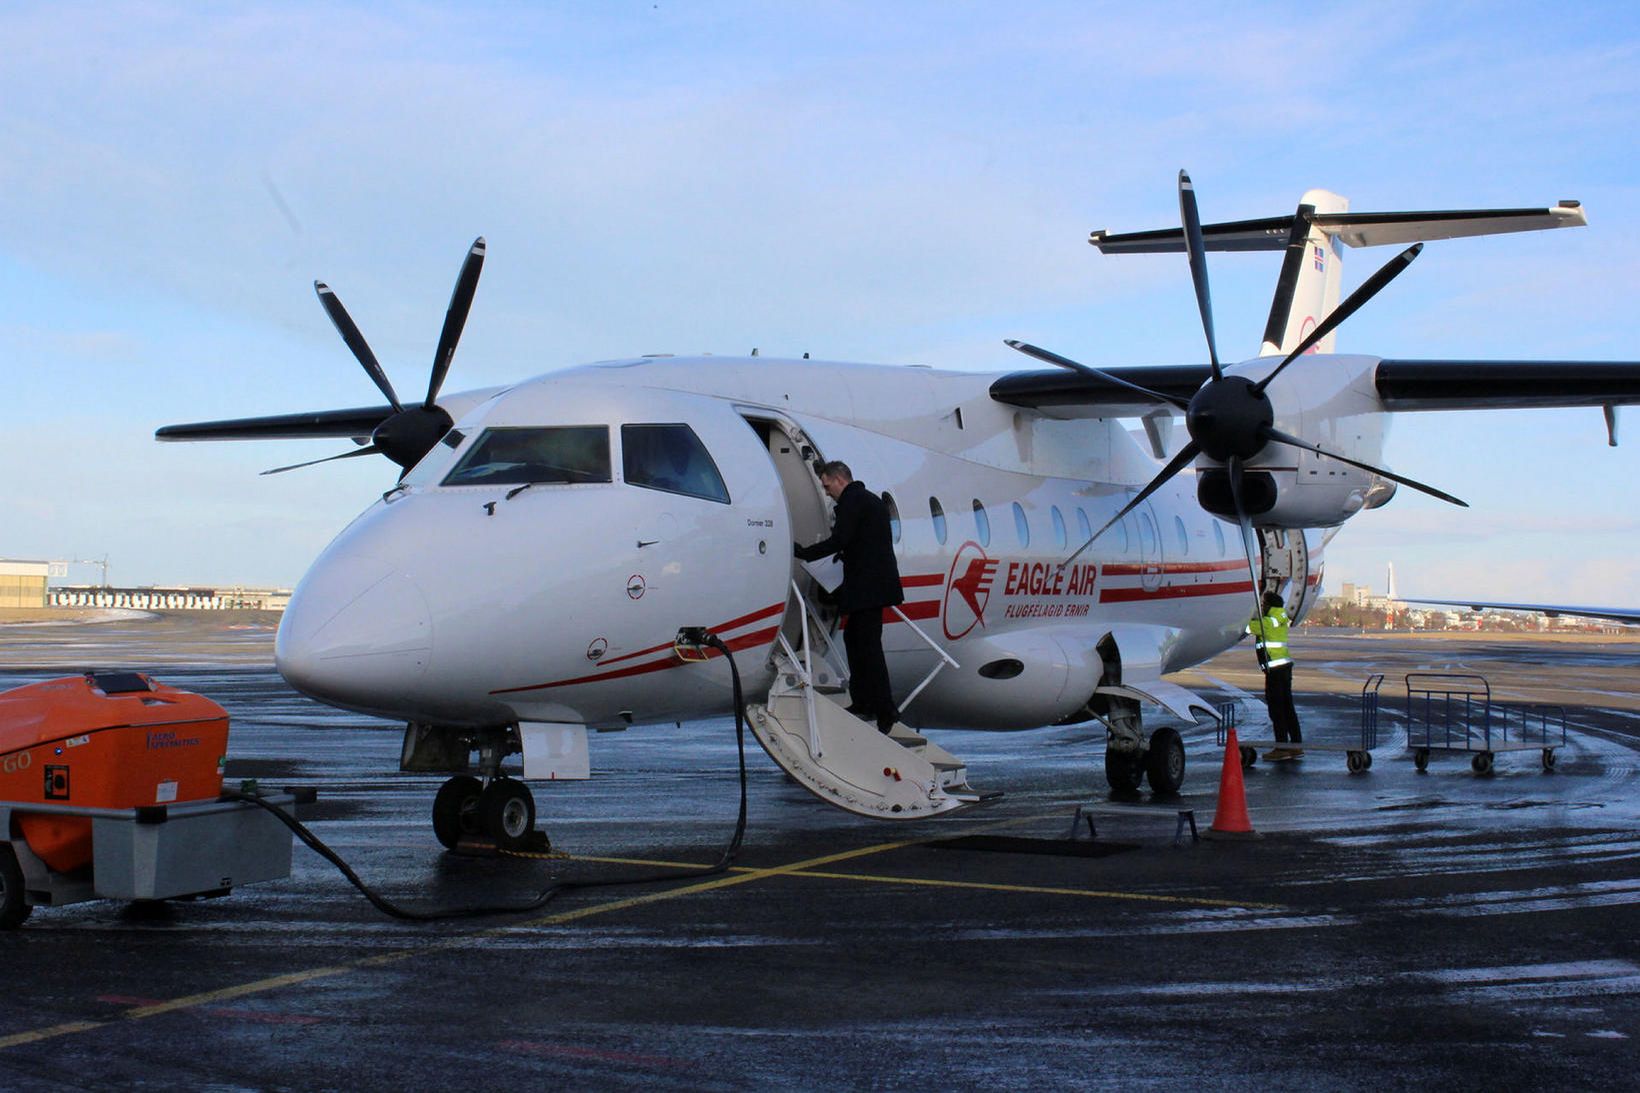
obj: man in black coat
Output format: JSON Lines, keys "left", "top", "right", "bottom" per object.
{"left": 794, "top": 461, "right": 904, "bottom": 733}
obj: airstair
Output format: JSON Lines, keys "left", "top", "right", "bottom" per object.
{"left": 747, "top": 582, "right": 999, "bottom": 819}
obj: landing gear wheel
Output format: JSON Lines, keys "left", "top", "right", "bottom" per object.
{"left": 0, "top": 844, "right": 31, "bottom": 930}
{"left": 1145, "top": 727, "right": 1186, "bottom": 795}
{"left": 1414, "top": 748, "right": 1430, "bottom": 773}
{"left": 1542, "top": 747, "right": 1557, "bottom": 772}
{"left": 480, "top": 778, "right": 537, "bottom": 851}
{"left": 1347, "top": 751, "right": 1366, "bottom": 774}
{"left": 432, "top": 775, "right": 484, "bottom": 850}
{"left": 1104, "top": 748, "right": 1145, "bottom": 794}
{"left": 1240, "top": 745, "right": 1257, "bottom": 770}
{"left": 1471, "top": 751, "right": 1495, "bottom": 776}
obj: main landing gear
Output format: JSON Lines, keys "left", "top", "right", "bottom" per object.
{"left": 1098, "top": 692, "right": 1187, "bottom": 797}
{"left": 431, "top": 775, "right": 540, "bottom": 852}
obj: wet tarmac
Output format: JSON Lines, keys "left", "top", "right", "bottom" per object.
{"left": 3, "top": 613, "right": 1640, "bottom": 1089}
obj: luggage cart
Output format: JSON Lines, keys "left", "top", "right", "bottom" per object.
{"left": 0, "top": 789, "right": 310, "bottom": 928}
{"left": 1217, "top": 674, "right": 1384, "bottom": 773}
{"left": 1403, "top": 672, "right": 1566, "bottom": 774}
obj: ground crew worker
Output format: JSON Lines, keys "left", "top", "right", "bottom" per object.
{"left": 795, "top": 460, "right": 904, "bottom": 733}
{"left": 1249, "top": 591, "right": 1303, "bottom": 760}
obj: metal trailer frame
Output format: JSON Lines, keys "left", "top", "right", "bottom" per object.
{"left": 1216, "top": 675, "right": 1384, "bottom": 773}
{"left": 1402, "top": 672, "right": 1566, "bottom": 774}
{"left": 0, "top": 790, "right": 308, "bottom": 928}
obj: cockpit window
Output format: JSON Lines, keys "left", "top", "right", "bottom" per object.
{"left": 621, "top": 423, "right": 730, "bottom": 504}
{"left": 441, "top": 426, "right": 611, "bottom": 486}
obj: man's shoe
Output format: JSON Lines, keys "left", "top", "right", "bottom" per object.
{"left": 1287, "top": 748, "right": 1305, "bottom": 759}
{"left": 845, "top": 705, "right": 872, "bottom": 722}
{"left": 1263, "top": 748, "right": 1292, "bottom": 761}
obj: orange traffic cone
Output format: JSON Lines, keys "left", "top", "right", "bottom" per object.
{"left": 1208, "top": 727, "right": 1258, "bottom": 838}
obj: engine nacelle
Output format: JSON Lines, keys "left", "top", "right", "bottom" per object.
{"left": 1197, "top": 354, "right": 1396, "bottom": 528}
{"left": 906, "top": 630, "right": 1100, "bottom": 730}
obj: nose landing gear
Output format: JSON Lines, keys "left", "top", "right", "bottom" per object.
{"left": 431, "top": 774, "right": 542, "bottom": 853}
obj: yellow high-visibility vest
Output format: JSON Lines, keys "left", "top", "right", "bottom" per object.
{"left": 1248, "top": 605, "right": 1292, "bottom": 667}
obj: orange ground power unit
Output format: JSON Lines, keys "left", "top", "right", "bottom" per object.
{"left": 0, "top": 672, "right": 229, "bottom": 873}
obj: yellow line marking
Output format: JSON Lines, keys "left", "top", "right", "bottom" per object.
{"left": 789, "top": 869, "right": 1285, "bottom": 909}
{"left": 0, "top": 1022, "right": 104, "bottom": 1050}
{"left": 0, "top": 837, "right": 921, "bottom": 1051}
{"left": 0, "top": 815, "right": 1281, "bottom": 1051}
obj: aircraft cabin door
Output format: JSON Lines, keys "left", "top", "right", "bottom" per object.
{"left": 740, "top": 413, "right": 833, "bottom": 647}
{"left": 1258, "top": 527, "right": 1311, "bottom": 616}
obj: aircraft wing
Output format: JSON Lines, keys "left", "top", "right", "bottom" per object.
{"left": 1090, "top": 202, "right": 1586, "bottom": 253}
{"left": 1404, "top": 598, "right": 1640, "bottom": 625}
{"left": 991, "top": 360, "right": 1640, "bottom": 417}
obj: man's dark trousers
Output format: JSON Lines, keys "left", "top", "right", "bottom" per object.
{"left": 1265, "top": 662, "right": 1301, "bottom": 744}
{"left": 844, "top": 610, "right": 897, "bottom": 732}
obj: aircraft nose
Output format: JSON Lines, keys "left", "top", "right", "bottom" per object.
{"left": 275, "top": 551, "right": 433, "bottom": 712}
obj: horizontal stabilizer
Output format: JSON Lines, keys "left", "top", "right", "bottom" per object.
{"left": 1091, "top": 202, "right": 1585, "bottom": 253}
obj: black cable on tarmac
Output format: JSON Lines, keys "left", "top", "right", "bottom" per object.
{"left": 225, "top": 633, "right": 751, "bottom": 921}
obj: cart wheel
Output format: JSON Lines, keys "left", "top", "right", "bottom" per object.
{"left": 1363, "top": 750, "right": 1373, "bottom": 770}
{"left": 1471, "top": 751, "right": 1495, "bottom": 775}
{"left": 0, "top": 844, "right": 32, "bottom": 930}
{"left": 432, "top": 775, "right": 485, "bottom": 850}
{"left": 480, "top": 778, "right": 537, "bottom": 851}
{"left": 1347, "top": 751, "right": 1366, "bottom": 774}
{"left": 1240, "top": 745, "right": 1257, "bottom": 770}
{"left": 1414, "top": 748, "right": 1430, "bottom": 773}
{"left": 1542, "top": 747, "right": 1557, "bottom": 772}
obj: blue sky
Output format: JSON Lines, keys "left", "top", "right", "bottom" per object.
{"left": 3, "top": 1, "right": 1638, "bottom": 601}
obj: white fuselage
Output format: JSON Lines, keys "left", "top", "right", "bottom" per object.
{"left": 275, "top": 356, "right": 1331, "bottom": 732}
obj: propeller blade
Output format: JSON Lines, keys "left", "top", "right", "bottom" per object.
{"left": 1262, "top": 426, "right": 1468, "bottom": 507}
{"left": 1178, "top": 170, "right": 1221, "bottom": 380}
{"left": 315, "top": 282, "right": 402, "bottom": 412}
{"left": 1005, "top": 340, "right": 1189, "bottom": 408}
{"left": 1226, "top": 456, "right": 1269, "bottom": 665}
{"left": 1253, "top": 243, "right": 1424, "bottom": 395}
{"left": 1064, "top": 440, "right": 1201, "bottom": 565}
{"left": 259, "top": 445, "right": 381, "bottom": 476}
{"left": 426, "top": 237, "right": 486, "bottom": 409}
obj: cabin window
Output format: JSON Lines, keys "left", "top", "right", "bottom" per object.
{"left": 1012, "top": 502, "right": 1030, "bottom": 547}
{"left": 1174, "top": 515, "right": 1189, "bottom": 556}
{"left": 972, "top": 500, "right": 991, "bottom": 547}
{"left": 884, "top": 491, "right": 901, "bottom": 543}
{"left": 1118, "top": 515, "right": 1130, "bottom": 554}
{"left": 1050, "top": 506, "right": 1067, "bottom": 550}
{"left": 621, "top": 424, "right": 729, "bottom": 503}
{"left": 1213, "top": 521, "right": 1226, "bottom": 557}
{"left": 930, "top": 497, "right": 947, "bottom": 545}
{"left": 1138, "top": 511, "right": 1158, "bottom": 555}
{"left": 442, "top": 426, "right": 611, "bottom": 487}
{"left": 1076, "top": 507, "right": 1092, "bottom": 548}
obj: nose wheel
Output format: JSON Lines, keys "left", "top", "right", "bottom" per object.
{"left": 431, "top": 775, "right": 540, "bottom": 852}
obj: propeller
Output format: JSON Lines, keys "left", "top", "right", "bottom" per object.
{"left": 1016, "top": 172, "right": 1466, "bottom": 584}
{"left": 275, "top": 237, "right": 486, "bottom": 475}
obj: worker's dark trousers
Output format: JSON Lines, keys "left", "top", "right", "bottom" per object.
{"left": 844, "top": 610, "right": 898, "bottom": 731}
{"left": 1265, "top": 661, "right": 1301, "bottom": 744}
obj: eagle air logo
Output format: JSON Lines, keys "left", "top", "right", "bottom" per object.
{"left": 942, "top": 541, "right": 998, "bottom": 640}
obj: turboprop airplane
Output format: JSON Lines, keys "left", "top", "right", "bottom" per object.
{"left": 158, "top": 173, "right": 1640, "bottom": 850}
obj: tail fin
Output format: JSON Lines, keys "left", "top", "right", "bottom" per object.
{"left": 1090, "top": 196, "right": 1587, "bottom": 357}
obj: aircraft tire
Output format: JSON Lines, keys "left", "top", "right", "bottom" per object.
{"left": 1471, "top": 751, "right": 1495, "bottom": 776}
{"left": 1104, "top": 748, "right": 1145, "bottom": 794}
{"left": 1145, "top": 727, "right": 1186, "bottom": 795}
{"left": 480, "top": 778, "right": 537, "bottom": 851}
{"left": 432, "top": 775, "right": 485, "bottom": 850}
{"left": 0, "top": 844, "right": 32, "bottom": 930}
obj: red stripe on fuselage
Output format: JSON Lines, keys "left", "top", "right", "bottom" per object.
{"left": 491, "top": 625, "right": 782, "bottom": 694}
{"left": 1099, "top": 580, "right": 1255, "bottom": 603}
{"left": 593, "top": 601, "right": 785, "bottom": 669}
{"left": 1100, "top": 560, "right": 1248, "bottom": 576}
